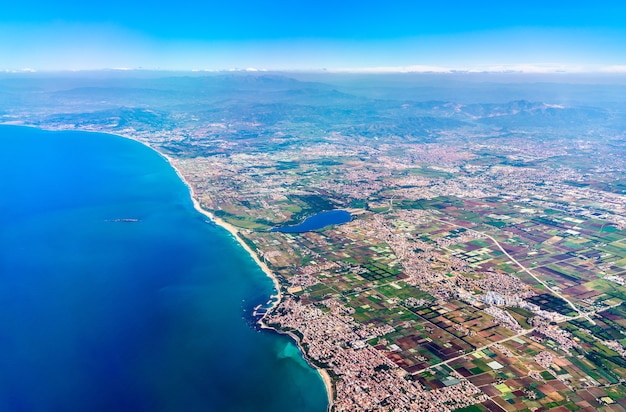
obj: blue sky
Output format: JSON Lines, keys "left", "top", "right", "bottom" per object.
{"left": 2, "top": 1, "right": 626, "bottom": 72}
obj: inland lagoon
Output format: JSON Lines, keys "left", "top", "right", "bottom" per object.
{"left": 0, "top": 125, "right": 328, "bottom": 412}
{"left": 270, "top": 210, "right": 352, "bottom": 233}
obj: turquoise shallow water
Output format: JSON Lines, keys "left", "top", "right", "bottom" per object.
{"left": 0, "top": 125, "right": 327, "bottom": 412}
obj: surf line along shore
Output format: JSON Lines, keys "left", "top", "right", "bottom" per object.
{"left": 131, "top": 137, "right": 336, "bottom": 411}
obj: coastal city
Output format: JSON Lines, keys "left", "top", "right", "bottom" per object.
{"left": 2, "top": 73, "right": 626, "bottom": 411}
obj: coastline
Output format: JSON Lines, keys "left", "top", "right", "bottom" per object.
{"left": 145, "top": 149, "right": 284, "bottom": 307}
{"left": 151, "top": 146, "right": 336, "bottom": 411}
{"left": 2, "top": 123, "right": 335, "bottom": 410}
{"left": 259, "top": 322, "right": 335, "bottom": 409}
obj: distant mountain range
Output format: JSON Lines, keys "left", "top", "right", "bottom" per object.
{"left": 2, "top": 72, "right": 625, "bottom": 142}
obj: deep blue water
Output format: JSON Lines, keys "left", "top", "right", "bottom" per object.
{"left": 271, "top": 210, "right": 352, "bottom": 233}
{"left": 0, "top": 125, "right": 327, "bottom": 412}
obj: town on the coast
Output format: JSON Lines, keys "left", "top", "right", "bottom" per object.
{"left": 3, "top": 73, "right": 626, "bottom": 411}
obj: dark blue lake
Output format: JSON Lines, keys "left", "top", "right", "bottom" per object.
{"left": 271, "top": 210, "right": 352, "bottom": 233}
{"left": 0, "top": 125, "right": 327, "bottom": 412}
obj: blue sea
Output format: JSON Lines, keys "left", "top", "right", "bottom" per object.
{"left": 0, "top": 125, "right": 327, "bottom": 412}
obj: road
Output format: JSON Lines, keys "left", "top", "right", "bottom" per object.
{"left": 428, "top": 215, "right": 594, "bottom": 324}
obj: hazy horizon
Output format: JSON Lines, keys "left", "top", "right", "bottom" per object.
{"left": 2, "top": 1, "right": 626, "bottom": 72}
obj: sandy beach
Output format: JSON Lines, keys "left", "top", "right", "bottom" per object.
{"left": 156, "top": 152, "right": 282, "bottom": 301}
{"left": 161, "top": 150, "right": 335, "bottom": 410}
{"left": 132, "top": 137, "right": 336, "bottom": 410}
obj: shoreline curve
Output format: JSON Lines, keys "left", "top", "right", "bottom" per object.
{"left": 3, "top": 124, "right": 335, "bottom": 411}
{"left": 149, "top": 144, "right": 336, "bottom": 412}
